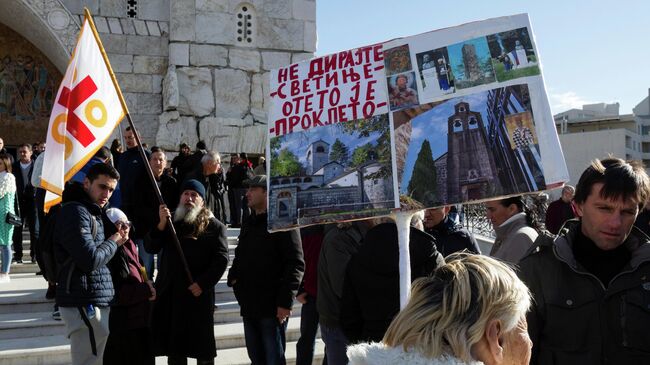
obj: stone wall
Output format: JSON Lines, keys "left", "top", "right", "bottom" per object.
{"left": 159, "top": 0, "right": 316, "bottom": 155}
{"left": 26, "top": 0, "right": 316, "bottom": 153}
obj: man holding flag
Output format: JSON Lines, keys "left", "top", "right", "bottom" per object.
{"left": 37, "top": 9, "right": 135, "bottom": 365}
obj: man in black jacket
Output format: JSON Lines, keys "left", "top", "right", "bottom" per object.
{"left": 339, "top": 219, "right": 444, "bottom": 344}
{"left": 185, "top": 151, "right": 227, "bottom": 223}
{"left": 228, "top": 175, "right": 304, "bottom": 365}
{"left": 132, "top": 147, "right": 178, "bottom": 279}
{"left": 11, "top": 143, "right": 38, "bottom": 263}
{"left": 424, "top": 206, "right": 481, "bottom": 256}
{"left": 54, "top": 163, "right": 129, "bottom": 365}
{"left": 519, "top": 158, "right": 650, "bottom": 364}
{"left": 116, "top": 126, "right": 150, "bottom": 221}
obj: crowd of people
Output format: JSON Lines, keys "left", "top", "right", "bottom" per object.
{"left": 1, "top": 131, "right": 650, "bottom": 365}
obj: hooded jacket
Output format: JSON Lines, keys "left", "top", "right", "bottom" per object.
{"left": 347, "top": 342, "right": 485, "bottom": 365}
{"left": 54, "top": 182, "right": 118, "bottom": 307}
{"left": 519, "top": 220, "right": 650, "bottom": 364}
{"left": 340, "top": 223, "right": 444, "bottom": 343}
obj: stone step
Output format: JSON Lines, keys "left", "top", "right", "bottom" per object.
{"left": 0, "top": 273, "right": 238, "bottom": 315}
{"left": 0, "top": 321, "right": 322, "bottom": 365}
{"left": 0, "top": 300, "right": 303, "bottom": 341}
{"left": 9, "top": 243, "right": 238, "bottom": 274}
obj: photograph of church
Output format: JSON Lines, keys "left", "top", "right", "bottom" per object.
{"left": 394, "top": 83, "right": 545, "bottom": 209}
{"left": 268, "top": 114, "right": 395, "bottom": 230}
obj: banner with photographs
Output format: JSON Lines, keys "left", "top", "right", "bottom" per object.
{"left": 267, "top": 13, "right": 568, "bottom": 231}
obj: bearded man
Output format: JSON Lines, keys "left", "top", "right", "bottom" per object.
{"left": 145, "top": 179, "right": 229, "bottom": 364}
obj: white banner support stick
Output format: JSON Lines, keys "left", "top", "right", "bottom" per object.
{"left": 394, "top": 210, "right": 415, "bottom": 309}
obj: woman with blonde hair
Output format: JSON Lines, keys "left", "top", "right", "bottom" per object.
{"left": 347, "top": 253, "right": 532, "bottom": 365}
{"left": 0, "top": 153, "right": 17, "bottom": 283}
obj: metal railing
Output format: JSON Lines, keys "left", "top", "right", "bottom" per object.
{"left": 461, "top": 193, "right": 550, "bottom": 239}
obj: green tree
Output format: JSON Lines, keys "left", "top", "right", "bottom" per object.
{"left": 270, "top": 137, "right": 282, "bottom": 160}
{"left": 349, "top": 143, "right": 375, "bottom": 168}
{"left": 407, "top": 139, "right": 437, "bottom": 203}
{"left": 329, "top": 138, "right": 349, "bottom": 166}
{"left": 338, "top": 114, "right": 391, "bottom": 177}
{"left": 270, "top": 148, "right": 302, "bottom": 177}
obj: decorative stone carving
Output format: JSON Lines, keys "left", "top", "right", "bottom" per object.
{"left": 162, "top": 65, "right": 179, "bottom": 111}
{"left": 177, "top": 67, "right": 215, "bottom": 117}
{"left": 156, "top": 111, "right": 199, "bottom": 150}
{"left": 213, "top": 68, "right": 250, "bottom": 118}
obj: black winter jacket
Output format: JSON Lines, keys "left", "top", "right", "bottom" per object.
{"left": 54, "top": 183, "right": 118, "bottom": 307}
{"left": 519, "top": 221, "right": 650, "bottom": 365}
{"left": 317, "top": 222, "right": 367, "bottom": 328}
{"left": 228, "top": 212, "right": 304, "bottom": 318}
{"left": 425, "top": 216, "right": 481, "bottom": 256}
{"left": 117, "top": 147, "right": 150, "bottom": 217}
{"left": 131, "top": 171, "right": 178, "bottom": 239}
{"left": 340, "top": 223, "right": 444, "bottom": 343}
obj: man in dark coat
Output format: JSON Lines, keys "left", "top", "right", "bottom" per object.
{"left": 117, "top": 126, "right": 150, "bottom": 218}
{"left": 170, "top": 143, "right": 191, "bottom": 181}
{"left": 147, "top": 179, "right": 229, "bottom": 364}
{"left": 519, "top": 158, "right": 650, "bottom": 364}
{"left": 185, "top": 151, "right": 227, "bottom": 223}
{"left": 317, "top": 221, "right": 369, "bottom": 364}
{"left": 424, "top": 206, "right": 481, "bottom": 256}
{"left": 225, "top": 154, "right": 250, "bottom": 227}
{"left": 11, "top": 143, "right": 38, "bottom": 263}
{"left": 544, "top": 184, "right": 576, "bottom": 234}
{"left": 227, "top": 175, "right": 304, "bottom": 365}
{"left": 132, "top": 147, "right": 178, "bottom": 279}
{"left": 339, "top": 219, "right": 444, "bottom": 344}
{"left": 54, "top": 164, "right": 129, "bottom": 365}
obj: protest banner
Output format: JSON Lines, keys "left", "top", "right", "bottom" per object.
{"left": 267, "top": 13, "right": 568, "bottom": 233}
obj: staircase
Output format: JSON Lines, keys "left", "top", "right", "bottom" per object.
{"left": 0, "top": 230, "right": 324, "bottom": 365}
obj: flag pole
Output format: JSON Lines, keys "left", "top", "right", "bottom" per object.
{"left": 83, "top": 8, "right": 194, "bottom": 285}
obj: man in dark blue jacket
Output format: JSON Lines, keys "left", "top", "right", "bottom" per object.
{"left": 54, "top": 163, "right": 129, "bottom": 365}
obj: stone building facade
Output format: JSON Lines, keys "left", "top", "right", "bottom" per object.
{"left": 0, "top": 0, "right": 316, "bottom": 156}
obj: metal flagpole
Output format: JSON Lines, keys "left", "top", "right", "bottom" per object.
{"left": 83, "top": 7, "right": 194, "bottom": 285}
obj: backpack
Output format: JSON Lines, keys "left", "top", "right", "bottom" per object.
{"left": 36, "top": 202, "right": 97, "bottom": 283}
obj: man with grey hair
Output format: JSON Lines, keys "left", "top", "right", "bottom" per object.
{"left": 186, "top": 151, "right": 227, "bottom": 223}
{"left": 544, "top": 184, "right": 576, "bottom": 234}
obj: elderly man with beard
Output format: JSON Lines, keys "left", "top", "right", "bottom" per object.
{"left": 146, "top": 179, "right": 229, "bottom": 365}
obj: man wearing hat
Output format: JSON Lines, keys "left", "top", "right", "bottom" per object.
{"left": 146, "top": 179, "right": 229, "bottom": 364}
{"left": 228, "top": 175, "right": 305, "bottom": 365}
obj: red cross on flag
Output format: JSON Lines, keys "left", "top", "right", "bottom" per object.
{"left": 41, "top": 11, "right": 127, "bottom": 210}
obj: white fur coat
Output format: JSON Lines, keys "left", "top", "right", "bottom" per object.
{"left": 347, "top": 342, "right": 485, "bottom": 365}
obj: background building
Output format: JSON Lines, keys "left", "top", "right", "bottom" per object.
{"left": 554, "top": 91, "right": 650, "bottom": 188}
{"left": 0, "top": 0, "right": 316, "bottom": 157}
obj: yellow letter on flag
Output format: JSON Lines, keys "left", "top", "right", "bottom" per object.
{"left": 40, "top": 9, "right": 127, "bottom": 211}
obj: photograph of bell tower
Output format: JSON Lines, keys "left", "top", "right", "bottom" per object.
{"left": 395, "top": 83, "right": 546, "bottom": 208}
{"left": 446, "top": 101, "right": 499, "bottom": 201}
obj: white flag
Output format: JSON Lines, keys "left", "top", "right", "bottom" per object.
{"left": 41, "top": 12, "right": 126, "bottom": 210}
